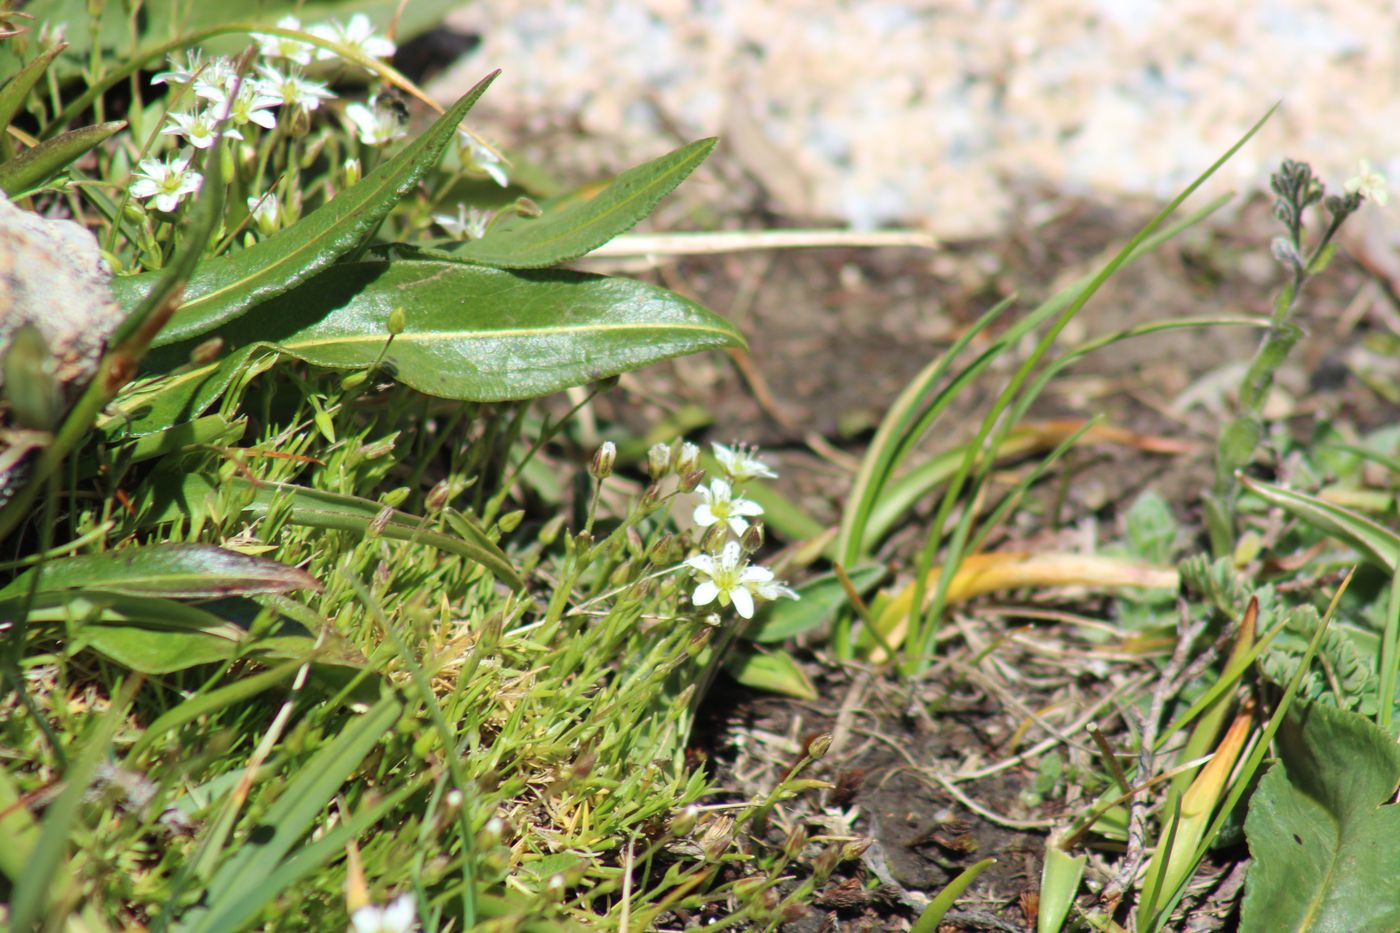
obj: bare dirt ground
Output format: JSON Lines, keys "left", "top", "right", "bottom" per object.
{"left": 597, "top": 196, "right": 1388, "bottom": 929}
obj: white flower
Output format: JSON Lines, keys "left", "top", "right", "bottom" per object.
{"left": 712, "top": 441, "right": 777, "bottom": 481}
{"left": 693, "top": 478, "right": 764, "bottom": 536}
{"left": 151, "top": 49, "right": 213, "bottom": 87}
{"left": 345, "top": 100, "right": 406, "bottom": 146}
{"left": 433, "top": 203, "right": 492, "bottom": 239}
{"left": 191, "top": 57, "right": 240, "bottom": 103}
{"left": 350, "top": 894, "right": 417, "bottom": 933}
{"left": 252, "top": 15, "right": 315, "bottom": 65}
{"left": 129, "top": 153, "right": 202, "bottom": 212}
{"left": 246, "top": 193, "right": 281, "bottom": 235}
{"left": 255, "top": 63, "right": 335, "bottom": 112}
{"left": 219, "top": 81, "right": 282, "bottom": 130}
{"left": 311, "top": 13, "right": 396, "bottom": 62}
{"left": 160, "top": 109, "right": 242, "bottom": 150}
{"left": 685, "top": 541, "right": 794, "bottom": 619}
{"left": 1345, "top": 159, "right": 1389, "bottom": 206}
{"left": 459, "top": 130, "right": 509, "bottom": 187}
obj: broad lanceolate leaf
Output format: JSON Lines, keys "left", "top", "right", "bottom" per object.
{"left": 111, "top": 344, "right": 268, "bottom": 437}
{"left": 1240, "top": 473, "right": 1400, "bottom": 572}
{"left": 110, "top": 73, "right": 499, "bottom": 347}
{"left": 0, "top": 544, "right": 319, "bottom": 600}
{"left": 206, "top": 259, "right": 745, "bottom": 401}
{"left": 159, "top": 473, "right": 522, "bottom": 590}
{"left": 0, "top": 121, "right": 126, "bottom": 194}
{"left": 439, "top": 138, "right": 716, "bottom": 268}
{"left": 1241, "top": 700, "right": 1400, "bottom": 932}
{"left": 725, "top": 648, "right": 817, "bottom": 699}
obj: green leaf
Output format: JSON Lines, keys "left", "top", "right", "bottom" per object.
{"left": 181, "top": 692, "right": 404, "bottom": 933}
{"left": 0, "top": 121, "right": 126, "bottom": 194}
{"left": 438, "top": 138, "right": 716, "bottom": 268}
{"left": 725, "top": 648, "right": 817, "bottom": 699}
{"left": 1241, "top": 701, "right": 1400, "bottom": 932}
{"left": 110, "top": 73, "right": 499, "bottom": 347}
{"left": 1038, "top": 843, "right": 1086, "bottom": 933}
{"left": 0, "top": 544, "right": 320, "bottom": 600}
{"left": 911, "top": 858, "right": 997, "bottom": 933}
{"left": 1240, "top": 474, "right": 1400, "bottom": 572}
{"left": 130, "top": 659, "right": 305, "bottom": 759}
{"left": 745, "top": 564, "right": 885, "bottom": 643}
{"left": 156, "top": 473, "right": 523, "bottom": 590}
{"left": 1126, "top": 489, "right": 1179, "bottom": 564}
{"left": 203, "top": 258, "right": 744, "bottom": 402}
{"left": 97, "top": 414, "right": 246, "bottom": 469}
{"left": 0, "top": 42, "right": 66, "bottom": 137}
{"left": 112, "top": 344, "right": 268, "bottom": 437}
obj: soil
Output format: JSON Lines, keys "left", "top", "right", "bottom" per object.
{"left": 633, "top": 193, "right": 1392, "bottom": 929}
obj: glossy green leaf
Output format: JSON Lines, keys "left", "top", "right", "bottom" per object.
{"left": 0, "top": 544, "right": 319, "bottom": 600}
{"left": 725, "top": 648, "right": 817, "bottom": 699}
{"left": 1241, "top": 701, "right": 1400, "bottom": 932}
{"left": 110, "top": 73, "right": 499, "bottom": 347}
{"left": 205, "top": 258, "right": 744, "bottom": 402}
{"left": 746, "top": 564, "right": 885, "bottom": 643}
{"left": 107, "top": 414, "right": 245, "bottom": 467}
{"left": 181, "top": 692, "right": 404, "bottom": 933}
{"left": 0, "top": 121, "right": 126, "bottom": 194}
{"left": 439, "top": 138, "right": 716, "bottom": 268}
{"left": 157, "top": 473, "right": 522, "bottom": 590}
{"left": 111, "top": 344, "right": 268, "bottom": 437}
{"left": 1240, "top": 474, "right": 1400, "bottom": 572}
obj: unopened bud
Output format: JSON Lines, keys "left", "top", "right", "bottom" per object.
{"left": 189, "top": 336, "right": 224, "bottom": 365}
{"left": 812, "top": 843, "right": 841, "bottom": 880}
{"left": 386, "top": 307, "right": 407, "bottom": 337}
{"left": 678, "top": 469, "right": 705, "bottom": 493}
{"left": 589, "top": 440, "right": 616, "bottom": 480}
{"left": 358, "top": 435, "right": 397, "bottom": 460}
{"left": 512, "top": 195, "right": 542, "bottom": 218}
{"left": 538, "top": 513, "right": 566, "bottom": 546}
{"left": 381, "top": 486, "right": 410, "bottom": 509}
{"left": 340, "top": 370, "right": 368, "bottom": 390}
{"left": 639, "top": 483, "right": 664, "bottom": 513}
{"left": 782, "top": 826, "right": 808, "bottom": 858}
{"left": 649, "top": 533, "right": 679, "bottom": 565}
{"left": 646, "top": 443, "right": 671, "bottom": 479}
{"left": 445, "top": 788, "right": 464, "bottom": 810}
{"left": 806, "top": 733, "right": 833, "bottom": 760}
{"left": 699, "top": 816, "right": 734, "bottom": 861}
{"left": 841, "top": 837, "right": 873, "bottom": 862}
{"left": 674, "top": 440, "right": 701, "bottom": 475}
{"left": 122, "top": 201, "right": 147, "bottom": 223}
{"left": 545, "top": 873, "right": 566, "bottom": 901}
{"left": 497, "top": 509, "right": 524, "bottom": 533}
{"left": 740, "top": 521, "right": 765, "bottom": 554}
{"left": 344, "top": 157, "right": 362, "bottom": 187}
{"left": 780, "top": 903, "right": 809, "bottom": 924}
{"left": 478, "top": 815, "right": 505, "bottom": 847}
{"left": 369, "top": 505, "right": 394, "bottom": 535}
{"left": 732, "top": 875, "right": 766, "bottom": 900}
{"left": 625, "top": 525, "right": 644, "bottom": 557}
{"left": 669, "top": 805, "right": 699, "bottom": 837}
{"left": 426, "top": 478, "right": 454, "bottom": 511}
{"left": 700, "top": 524, "right": 729, "bottom": 552}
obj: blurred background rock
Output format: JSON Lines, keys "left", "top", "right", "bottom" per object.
{"left": 430, "top": 0, "right": 1399, "bottom": 241}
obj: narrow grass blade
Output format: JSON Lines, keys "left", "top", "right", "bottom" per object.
{"left": 0, "top": 120, "right": 126, "bottom": 194}
{"left": 182, "top": 692, "right": 403, "bottom": 932}
{"left": 1239, "top": 472, "right": 1400, "bottom": 571}
{"left": 911, "top": 857, "right": 997, "bottom": 933}
{"left": 129, "top": 659, "right": 304, "bottom": 759}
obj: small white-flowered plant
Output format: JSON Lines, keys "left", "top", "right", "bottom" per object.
{"left": 252, "top": 15, "right": 316, "bottom": 65}
{"left": 311, "top": 13, "right": 397, "bottom": 62}
{"left": 150, "top": 49, "right": 214, "bottom": 87}
{"left": 221, "top": 81, "right": 282, "bottom": 130}
{"left": 247, "top": 194, "right": 281, "bottom": 235}
{"left": 349, "top": 894, "right": 417, "bottom": 933}
{"left": 161, "top": 109, "right": 242, "bottom": 150}
{"left": 459, "top": 131, "right": 509, "bottom": 187}
{"left": 433, "top": 203, "right": 492, "bottom": 240}
{"left": 693, "top": 477, "right": 764, "bottom": 536}
{"left": 1345, "top": 159, "right": 1389, "bottom": 206}
{"left": 191, "top": 57, "right": 240, "bottom": 103}
{"left": 685, "top": 541, "right": 794, "bottom": 619}
{"left": 255, "top": 63, "right": 335, "bottom": 112}
{"left": 345, "top": 100, "right": 407, "bottom": 146}
{"left": 129, "top": 153, "right": 202, "bottom": 212}
{"left": 712, "top": 441, "right": 777, "bottom": 481}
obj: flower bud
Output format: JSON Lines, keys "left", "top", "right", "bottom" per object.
{"left": 812, "top": 843, "right": 841, "bottom": 881}
{"left": 669, "top": 805, "right": 699, "bottom": 837}
{"left": 782, "top": 825, "right": 808, "bottom": 858}
{"left": 678, "top": 469, "right": 706, "bottom": 493}
{"left": 740, "top": 521, "right": 765, "bottom": 554}
{"left": 699, "top": 816, "right": 734, "bottom": 861}
{"left": 625, "top": 525, "right": 644, "bottom": 557}
{"left": 647, "top": 443, "right": 671, "bottom": 479}
{"left": 381, "top": 486, "right": 410, "bottom": 509}
{"left": 589, "top": 440, "right": 616, "bottom": 480}
{"left": 369, "top": 505, "right": 394, "bottom": 536}
{"left": 497, "top": 509, "right": 525, "bottom": 533}
{"left": 805, "top": 733, "right": 833, "bottom": 760}
{"left": 674, "top": 440, "right": 701, "bottom": 475}
{"left": 639, "top": 483, "right": 664, "bottom": 513}
{"left": 648, "top": 533, "right": 679, "bottom": 566}
{"left": 700, "top": 524, "right": 729, "bottom": 553}
{"left": 426, "top": 478, "right": 454, "bottom": 511}
{"left": 189, "top": 336, "right": 224, "bottom": 365}
{"left": 538, "top": 513, "right": 566, "bottom": 546}
{"left": 387, "top": 306, "right": 407, "bottom": 336}
{"left": 344, "top": 157, "right": 362, "bottom": 187}
{"left": 841, "top": 837, "right": 873, "bottom": 862}
{"left": 512, "top": 195, "right": 543, "bottom": 218}
{"left": 732, "top": 875, "right": 767, "bottom": 899}
{"left": 444, "top": 788, "right": 464, "bottom": 810}
{"left": 340, "top": 370, "right": 368, "bottom": 391}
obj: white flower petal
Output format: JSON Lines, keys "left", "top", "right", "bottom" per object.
{"left": 684, "top": 554, "right": 715, "bottom": 575}
{"left": 730, "top": 587, "right": 755, "bottom": 618}
{"left": 693, "top": 504, "right": 718, "bottom": 527}
{"left": 692, "top": 581, "right": 719, "bottom": 606}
